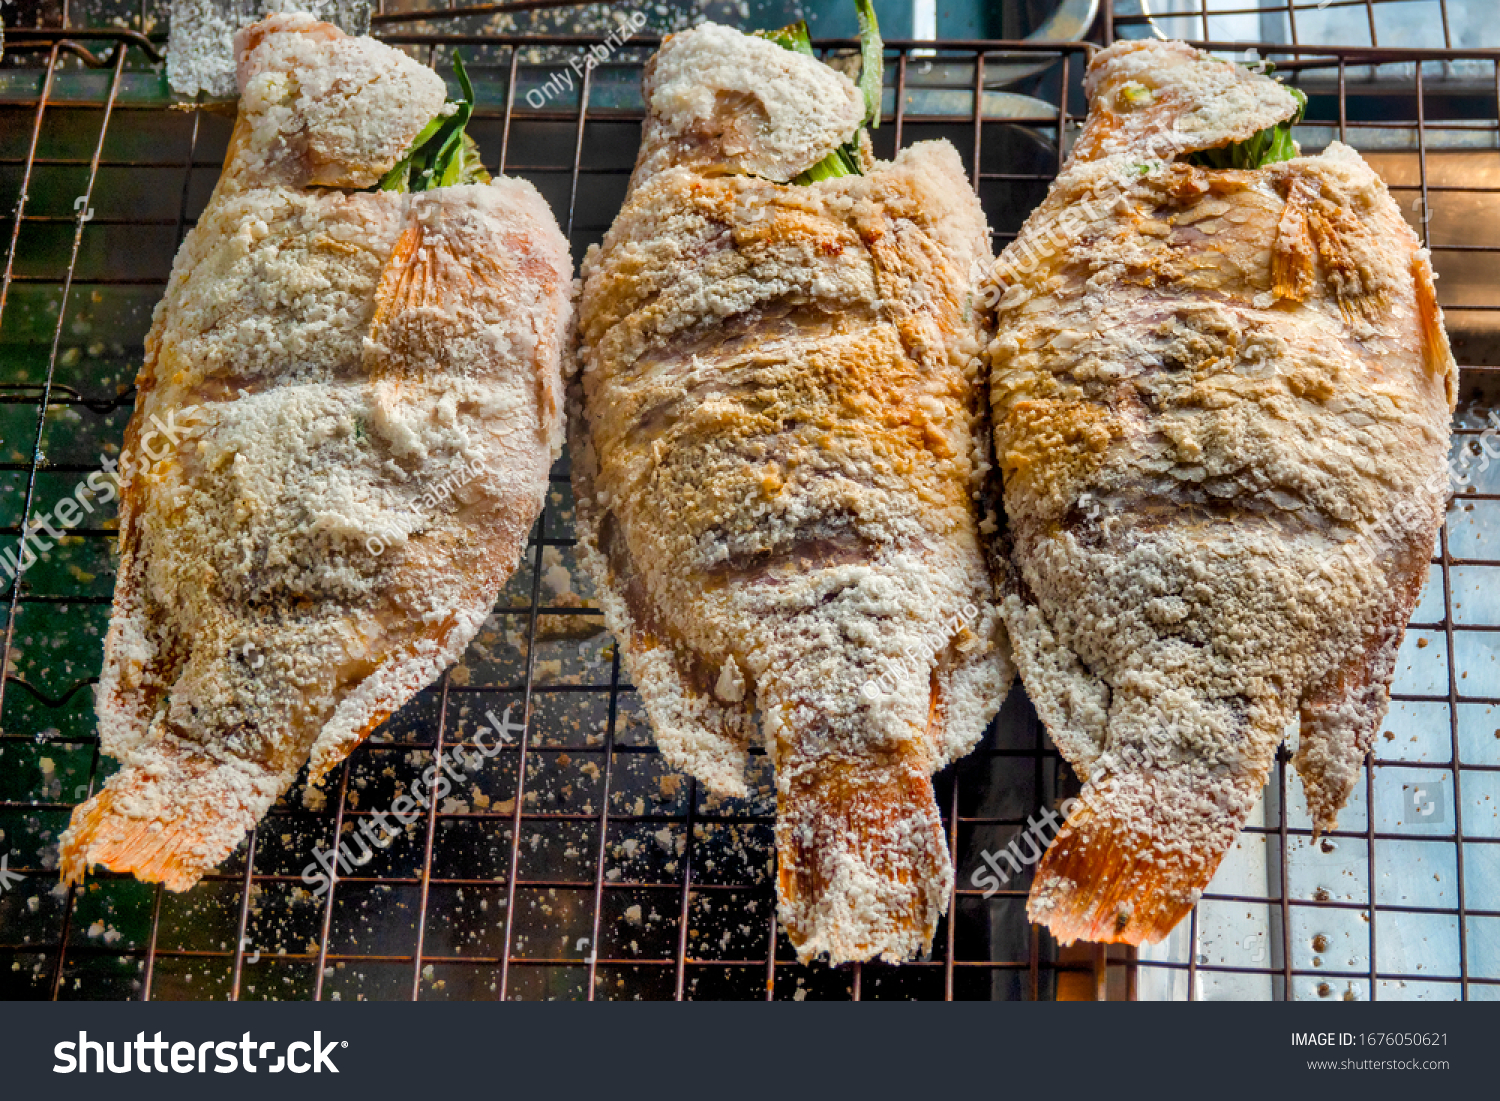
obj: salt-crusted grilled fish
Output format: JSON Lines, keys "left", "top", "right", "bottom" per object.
{"left": 985, "top": 40, "right": 1456, "bottom": 945}
{"left": 573, "top": 19, "right": 1011, "bottom": 964}
{"left": 60, "top": 15, "right": 572, "bottom": 890}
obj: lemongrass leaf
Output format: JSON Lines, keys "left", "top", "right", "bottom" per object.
{"left": 855, "top": 0, "right": 883, "bottom": 130}
{"left": 759, "top": 3, "right": 880, "bottom": 184}
{"left": 1185, "top": 84, "right": 1306, "bottom": 170}
{"left": 379, "top": 51, "right": 480, "bottom": 193}
{"left": 755, "top": 20, "right": 814, "bottom": 56}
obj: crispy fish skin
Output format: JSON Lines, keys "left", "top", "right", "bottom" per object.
{"left": 987, "top": 40, "right": 1456, "bottom": 946}
{"left": 573, "top": 24, "right": 1011, "bottom": 964}
{"left": 59, "top": 15, "right": 572, "bottom": 891}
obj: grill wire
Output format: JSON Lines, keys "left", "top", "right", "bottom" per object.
{"left": 0, "top": 0, "right": 1495, "bottom": 1001}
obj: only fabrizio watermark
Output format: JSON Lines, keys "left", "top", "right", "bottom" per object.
{"left": 363, "top": 454, "right": 489, "bottom": 556}
{"left": 525, "top": 11, "right": 647, "bottom": 110}
{"left": 860, "top": 601, "right": 981, "bottom": 699}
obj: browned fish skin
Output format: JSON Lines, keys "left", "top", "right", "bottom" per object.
{"left": 573, "top": 24, "right": 1011, "bottom": 964}
{"left": 59, "top": 15, "right": 573, "bottom": 891}
{"left": 987, "top": 40, "right": 1456, "bottom": 946}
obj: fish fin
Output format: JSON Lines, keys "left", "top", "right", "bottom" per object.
{"left": 306, "top": 605, "right": 494, "bottom": 788}
{"left": 1272, "top": 173, "right": 1319, "bottom": 303}
{"left": 926, "top": 606, "right": 1014, "bottom": 769}
{"left": 1308, "top": 207, "right": 1382, "bottom": 329}
{"left": 367, "top": 189, "right": 568, "bottom": 429}
{"left": 1275, "top": 169, "right": 1395, "bottom": 327}
{"left": 618, "top": 642, "right": 754, "bottom": 798}
{"left": 1412, "top": 249, "right": 1457, "bottom": 407}
{"left": 578, "top": 506, "right": 753, "bottom": 797}
{"left": 59, "top": 738, "right": 282, "bottom": 893}
{"left": 369, "top": 222, "right": 428, "bottom": 340}
{"left": 366, "top": 216, "right": 469, "bottom": 373}
{"left": 1000, "top": 593, "right": 1108, "bottom": 776}
{"left": 1297, "top": 525, "right": 1432, "bottom": 832}
{"left": 1294, "top": 702, "right": 1373, "bottom": 837}
{"left": 1027, "top": 769, "right": 1246, "bottom": 946}
{"left": 1295, "top": 628, "right": 1400, "bottom": 834}
{"left": 773, "top": 691, "right": 949, "bottom": 965}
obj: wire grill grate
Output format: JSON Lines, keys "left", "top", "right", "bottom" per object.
{"left": 0, "top": 0, "right": 1497, "bottom": 1000}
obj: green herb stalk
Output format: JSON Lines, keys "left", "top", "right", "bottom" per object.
{"left": 754, "top": 0, "right": 883, "bottom": 185}
{"left": 380, "top": 52, "right": 491, "bottom": 193}
{"left": 1186, "top": 84, "right": 1308, "bottom": 171}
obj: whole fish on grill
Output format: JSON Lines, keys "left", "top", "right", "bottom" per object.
{"left": 60, "top": 15, "right": 572, "bottom": 891}
{"left": 984, "top": 39, "right": 1456, "bottom": 945}
{"left": 572, "top": 15, "right": 1011, "bottom": 964}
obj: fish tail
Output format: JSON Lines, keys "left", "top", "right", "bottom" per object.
{"left": 60, "top": 739, "right": 278, "bottom": 893}
{"left": 771, "top": 694, "right": 949, "bottom": 965}
{"left": 1027, "top": 770, "right": 1245, "bottom": 946}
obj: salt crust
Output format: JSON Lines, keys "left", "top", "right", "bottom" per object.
{"left": 1073, "top": 39, "right": 1302, "bottom": 163}
{"left": 628, "top": 23, "right": 865, "bottom": 190}
{"left": 60, "top": 17, "right": 572, "bottom": 890}
{"left": 573, "top": 24, "right": 1012, "bottom": 962}
{"left": 167, "top": 0, "right": 373, "bottom": 98}
{"left": 987, "top": 40, "right": 1456, "bottom": 943}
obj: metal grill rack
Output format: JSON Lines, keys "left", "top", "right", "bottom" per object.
{"left": 0, "top": 0, "right": 1496, "bottom": 1001}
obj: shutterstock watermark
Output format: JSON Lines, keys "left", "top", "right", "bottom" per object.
{"left": 300, "top": 704, "right": 527, "bottom": 895}
{"left": 0, "top": 850, "right": 22, "bottom": 894}
{"left": 1306, "top": 413, "right": 1491, "bottom": 610}
{"left": 971, "top": 805, "right": 1070, "bottom": 895}
{"left": 970, "top": 740, "right": 1162, "bottom": 897}
{"left": 1402, "top": 780, "right": 1447, "bottom": 825}
{"left": 2, "top": 405, "right": 205, "bottom": 583}
{"left": 54, "top": 1032, "right": 344, "bottom": 1074}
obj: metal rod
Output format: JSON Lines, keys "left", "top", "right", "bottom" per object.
{"left": 583, "top": 647, "right": 621, "bottom": 1000}
{"left": 373, "top": 0, "right": 616, "bottom": 26}
{"left": 496, "top": 528, "right": 548, "bottom": 999}
{"left": 408, "top": 674, "right": 452, "bottom": 1000}
{"left": 228, "top": 831, "right": 259, "bottom": 1001}
{"left": 311, "top": 762, "right": 354, "bottom": 1001}
{"left": 2, "top": 17, "right": 1489, "bottom": 1005}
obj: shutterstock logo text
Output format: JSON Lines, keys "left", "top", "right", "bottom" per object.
{"left": 53, "top": 1031, "right": 344, "bottom": 1074}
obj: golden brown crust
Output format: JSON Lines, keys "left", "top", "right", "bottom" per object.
{"left": 574, "top": 25, "right": 1010, "bottom": 964}
{"left": 988, "top": 41, "right": 1455, "bottom": 946}
{"left": 60, "top": 18, "right": 572, "bottom": 892}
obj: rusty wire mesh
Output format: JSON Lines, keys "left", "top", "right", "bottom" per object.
{"left": 0, "top": 0, "right": 1496, "bottom": 1001}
